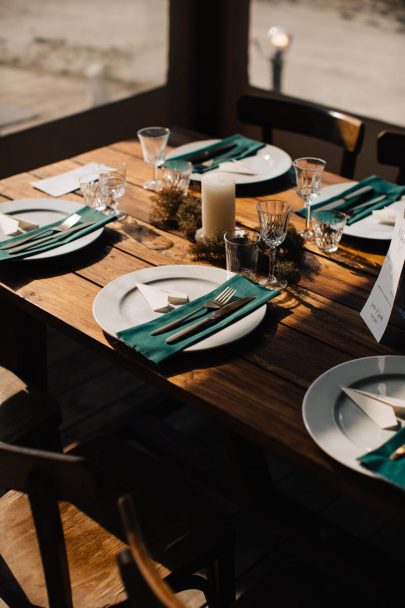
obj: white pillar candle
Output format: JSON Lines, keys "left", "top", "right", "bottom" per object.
{"left": 201, "top": 173, "right": 235, "bottom": 239}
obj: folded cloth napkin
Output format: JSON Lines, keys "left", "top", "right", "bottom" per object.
{"left": 297, "top": 176, "right": 405, "bottom": 225}
{"left": 117, "top": 274, "right": 279, "bottom": 365}
{"left": 358, "top": 427, "right": 405, "bottom": 490}
{"left": 0, "top": 205, "right": 117, "bottom": 261}
{"left": 169, "top": 134, "right": 266, "bottom": 174}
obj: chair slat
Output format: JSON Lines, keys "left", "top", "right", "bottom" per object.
{"left": 237, "top": 94, "right": 364, "bottom": 178}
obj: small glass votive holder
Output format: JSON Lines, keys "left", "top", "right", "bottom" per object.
{"left": 161, "top": 160, "right": 193, "bottom": 194}
{"left": 79, "top": 173, "right": 106, "bottom": 211}
{"left": 224, "top": 229, "right": 261, "bottom": 279}
{"left": 312, "top": 210, "right": 347, "bottom": 253}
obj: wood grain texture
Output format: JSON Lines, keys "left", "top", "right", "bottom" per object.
{"left": 0, "top": 136, "right": 404, "bottom": 521}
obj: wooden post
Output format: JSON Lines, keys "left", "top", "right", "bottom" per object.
{"left": 168, "top": 0, "right": 250, "bottom": 136}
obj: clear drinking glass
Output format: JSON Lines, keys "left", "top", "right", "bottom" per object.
{"left": 79, "top": 173, "right": 106, "bottom": 211}
{"left": 98, "top": 163, "right": 127, "bottom": 220}
{"left": 224, "top": 229, "right": 261, "bottom": 279}
{"left": 293, "top": 157, "right": 326, "bottom": 242}
{"left": 137, "top": 126, "right": 170, "bottom": 191}
{"left": 256, "top": 200, "right": 291, "bottom": 289}
{"left": 162, "top": 159, "right": 193, "bottom": 194}
{"left": 312, "top": 210, "right": 347, "bottom": 253}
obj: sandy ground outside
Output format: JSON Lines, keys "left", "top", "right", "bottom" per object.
{"left": 0, "top": 0, "right": 404, "bottom": 133}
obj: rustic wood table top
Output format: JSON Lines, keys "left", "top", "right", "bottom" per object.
{"left": 1, "top": 136, "right": 404, "bottom": 520}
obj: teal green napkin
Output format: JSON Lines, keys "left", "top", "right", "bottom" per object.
{"left": 0, "top": 206, "right": 117, "bottom": 261}
{"left": 358, "top": 427, "right": 405, "bottom": 490}
{"left": 296, "top": 176, "right": 405, "bottom": 225}
{"left": 169, "top": 134, "right": 266, "bottom": 174}
{"left": 117, "top": 274, "right": 279, "bottom": 365}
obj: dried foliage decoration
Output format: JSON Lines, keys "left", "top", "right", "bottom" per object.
{"left": 150, "top": 187, "right": 305, "bottom": 283}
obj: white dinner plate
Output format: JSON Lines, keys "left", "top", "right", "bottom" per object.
{"left": 302, "top": 356, "right": 405, "bottom": 476}
{"left": 167, "top": 139, "right": 292, "bottom": 185}
{"left": 0, "top": 198, "right": 104, "bottom": 260}
{"left": 92, "top": 265, "right": 266, "bottom": 352}
{"left": 316, "top": 183, "right": 404, "bottom": 240}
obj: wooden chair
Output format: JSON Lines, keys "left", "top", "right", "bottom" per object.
{"left": 118, "top": 494, "right": 383, "bottom": 608}
{"left": 0, "top": 435, "right": 236, "bottom": 608}
{"left": 237, "top": 94, "right": 365, "bottom": 179}
{"left": 377, "top": 129, "right": 405, "bottom": 184}
{"left": 0, "top": 364, "right": 62, "bottom": 451}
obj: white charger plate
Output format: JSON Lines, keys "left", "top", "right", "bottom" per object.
{"left": 0, "top": 198, "right": 104, "bottom": 260}
{"left": 92, "top": 265, "right": 266, "bottom": 352}
{"left": 167, "top": 139, "right": 292, "bottom": 185}
{"left": 316, "top": 183, "right": 404, "bottom": 240}
{"left": 302, "top": 356, "right": 405, "bottom": 476}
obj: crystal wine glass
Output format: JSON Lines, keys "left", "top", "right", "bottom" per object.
{"left": 256, "top": 199, "right": 291, "bottom": 289}
{"left": 137, "top": 126, "right": 170, "bottom": 191}
{"left": 293, "top": 157, "right": 326, "bottom": 242}
{"left": 98, "top": 163, "right": 127, "bottom": 220}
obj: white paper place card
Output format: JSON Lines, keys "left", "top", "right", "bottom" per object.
{"left": 343, "top": 387, "right": 405, "bottom": 415}
{"left": 360, "top": 211, "right": 405, "bottom": 342}
{"left": 340, "top": 386, "right": 398, "bottom": 430}
{"left": 31, "top": 163, "right": 114, "bottom": 197}
{"left": 136, "top": 283, "right": 188, "bottom": 313}
{"left": 372, "top": 208, "right": 398, "bottom": 226}
{"left": 218, "top": 161, "right": 258, "bottom": 175}
{"left": 0, "top": 213, "right": 38, "bottom": 238}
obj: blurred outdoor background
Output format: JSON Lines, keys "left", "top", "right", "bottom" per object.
{"left": 0, "top": 0, "right": 404, "bottom": 134}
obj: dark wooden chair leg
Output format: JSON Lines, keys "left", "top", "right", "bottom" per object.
{"left": 0, "top": 301, "right": 48, "bottom": 390}
{"left": 205, "top": 541, "right": 236, "bottom": 608}
{"left": 224, "top": 431, "right": 277, "bottom": 512}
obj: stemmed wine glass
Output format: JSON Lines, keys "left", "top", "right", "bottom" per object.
{"left": 256, "top": 200, "right": 291, "bottom": 290}
{"left": 98, "top": 162, "right": 127, "bottom": 220}
{"left": 137, "top": 126, "right": 170, "bottom": 191}
{"left": 293, "top": 157, "right": 326, "bottom": 242}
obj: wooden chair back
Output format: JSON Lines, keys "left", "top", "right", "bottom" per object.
{"left": 117, "top": 494, "right": 377, "bottom": 608}
{"left": 0, "top": 441, "right": 102, "bottom": 608}
{"left": 0, "top": 434, "right": 236, "bottom": 608}
{"left": 237, "top": 94, "right": 365, "bottom": 178}
{"left": 118, "top": 494, "right": 183, "bottom": 608}
{"left": 377, "top": 129, "right": 405, "bottom": 184}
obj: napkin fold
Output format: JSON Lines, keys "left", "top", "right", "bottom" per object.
{"left": 358, "top": 427, "right": 405, "bottom": 490}
{"left": 117, "top": 274, "right": 279, "bottom": 364}
{"left": 297, "top": 176, "right": 405, "bottom": 225}
{"left": 169, "top": 134, "right": 266, "bottom": 174}
{"left": 0, "top": 206, "right": 116, "bottom": 261}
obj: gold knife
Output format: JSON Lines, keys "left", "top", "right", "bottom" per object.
{"left": 319, "top": 185, "right": 374, "bottom": 211}
{"left": 165, "top": 296, "right": 255, "bottom": 344}
{"left": 6, "top": 222, "right": 94, "bottom": 254}
{"left": 389, "top": 444, "right": 405, "bottom": 461}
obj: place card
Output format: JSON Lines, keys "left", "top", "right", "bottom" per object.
{"left": 32, "top": 163, "right": 114, "bottom": 197}
{"left": 340, "top": 386, "right": 398, "bottom": 430}
{"left": 0, "top": 213, "right": 38, "bottom": 238}
{"left": 360, "top": 211, "right": 405, "bottom": 342}
{"left": 342, "top": 387, "right": 405, "bottom": 416}
{"left": 136, "top": 283, "right": 188, "bottom": 313}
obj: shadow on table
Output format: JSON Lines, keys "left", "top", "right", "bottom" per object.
{"left": 0, "top": 227, "right": 120, "bottom": 290}
{"left": 104, "top": 302, "right": 293, "bottom": 378}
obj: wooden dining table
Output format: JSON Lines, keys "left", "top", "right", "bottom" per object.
{"left": 1, "top": 133, "right": 404, "bottom": 522}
